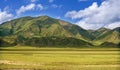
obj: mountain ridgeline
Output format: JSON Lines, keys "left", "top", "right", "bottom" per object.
{"left": 0, "top": 16, "right": 120, "bottom": 47}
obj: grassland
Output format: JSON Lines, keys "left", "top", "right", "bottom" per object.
{"left": 0, "top": 46, "right": 120, "bottom": 70}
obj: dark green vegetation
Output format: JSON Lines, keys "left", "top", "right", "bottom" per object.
{"left": 0, "top": 16, "right": 120, "bottom": 47}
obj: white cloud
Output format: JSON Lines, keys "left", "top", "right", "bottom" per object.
{"left": 65, "top": 0, "right": 120, "bottom": 29}
{"left": 49, "top": 0, "right": 54, "bottom": 3}
{"left": 0, "top": 10, "right": 13, "bottom": 24}
{"left": 105, "top": 22, "right": 120, "bottom": 29}
{"left": 37, "top": 4, "right": 43, "bottom": 10}
{"left": 16, "top": 3, "right": 36, "bottom": 15}
{"left": 16, "top": 3, "right": 44, "bottom": 15}
{"left": 65, "top": 2, "right": 98, "bottom": 19}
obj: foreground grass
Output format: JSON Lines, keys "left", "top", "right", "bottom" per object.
{"left": 0, "top": 46, "right": 120, "bottom": 70}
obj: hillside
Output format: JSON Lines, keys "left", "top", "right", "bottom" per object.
{"left": 0, "top": 16, "right": 93, "bottom": 40}
{"left": 90, "top": 27, "right": 110, "bottom": 38}
{"left": 0, "top": 16, "right": 120, "bottom": 47}
{"left": 0, "top": 16, "right": 93, "bottom": 47}
{"left": 94, "top": 27, "right": 120, "bottom": 45}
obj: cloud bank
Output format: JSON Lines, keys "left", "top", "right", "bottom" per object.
{"left": 16, "top": 3, "right": 35, "bottom": 15}
{"left": 0, "top": 9, "right": 13, "bottom": 24}
{"left": 65, "top": 0, "right": 120, "bottom": 29}
{"left": 16, "top": 3, "right": 43, "bottom": 15}
{"left": 0, "top": 3, "right": 44, "bottom": 24}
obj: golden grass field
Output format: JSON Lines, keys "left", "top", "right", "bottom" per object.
{"left": 0, "top": 46, "right": 120, "bottom": 70}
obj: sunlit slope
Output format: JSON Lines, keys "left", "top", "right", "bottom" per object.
{"left": 0, "top": 16, "right": 119, "bottom": 47}
{"left": 0, "top": 16, "right": 94, "bottom": 47}
{"left": 94, "top": 27, "right": 120, "bottom": 44}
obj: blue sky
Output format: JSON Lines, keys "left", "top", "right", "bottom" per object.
{"left": 0, "top": 0, "right": 120, "bottom": 29}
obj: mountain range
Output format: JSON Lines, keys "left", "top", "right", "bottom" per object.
{"left": 0, "top": 16, "right": 120, "bottom": 47}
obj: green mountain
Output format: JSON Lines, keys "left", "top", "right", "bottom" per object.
{"left": 0, "top": 16, "right": 93, "bottom": 47}
{"left": 94, "top": 27, "right": 120, "bottom": 45}
{"left": 16, "top": 36, "right": 92, "bottom": 47}
{"left": 0, "top": 16, "right": 119, "bottom": 47}
{"left": 90, "top": 27, "right": 110, "bottom": 38}
{"left": 0, "top": 16, "right": 95, "bottom": 40}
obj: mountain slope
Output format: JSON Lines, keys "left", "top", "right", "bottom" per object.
{"left": 0, "top": 16, "right": 94, "bottom": 40}
{"left": 0, "top": 16, "right": 34, "bottom": 36}
{"left": 89, "top": 27, "right": 110, "bottom": 38}
{"left": 0, "top": 16, "right": 94, "bottom": 47}
{"left": 94, "top": 27, "right": 120, "bottom": 44}
{"left": 0, "top": 16, "right": 119, "bottom": 47}
{"left": 23, "top": 36, "right": 93, "bottom": 47}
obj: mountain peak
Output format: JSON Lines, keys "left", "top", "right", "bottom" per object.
{"left": 36, "top": 15, "right": 52, "bottom": 19}
{"left": 16, "top": 16, "right": 33, "bottom": 20}
{"left": 98, "top": 27, "right": 110, "bottom": 31}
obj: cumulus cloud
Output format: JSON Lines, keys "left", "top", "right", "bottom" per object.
{"left": 0, "top": 9, "right": 13, "bottom": 24}
{"left": 16, "top": 3, "right": 43, "bottom": 15}
{"left": 37, "top": 4, "right": 43, "bottom": 10}
{"left": 16, "top": 3, "right": 36, "bottom": 15}
{"left": 105, "top": 22, "right": 120, "bottom": 29}
{"left": 65, "top": 0, "right": 120, "bottom": 29}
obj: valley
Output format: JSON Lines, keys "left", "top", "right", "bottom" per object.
{"left": 0, "top": 16, "right": 119, "bottom": 70}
